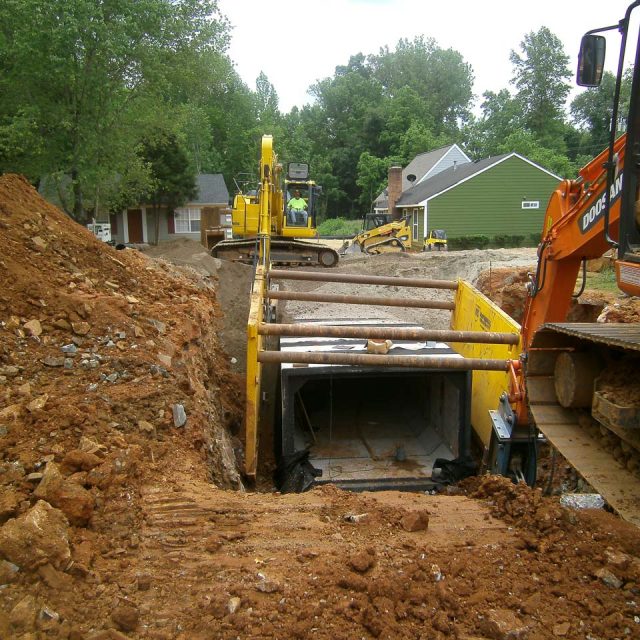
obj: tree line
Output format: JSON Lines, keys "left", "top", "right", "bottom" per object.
{"left": 0, "top": 1, "right": 632, "bottom": 222}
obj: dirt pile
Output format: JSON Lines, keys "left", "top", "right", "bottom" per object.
{"left": 474, "top": 266, "right": 614, "bottom": 324}
{"left": 0, "top": 174, "right": 243, "bottom": 633}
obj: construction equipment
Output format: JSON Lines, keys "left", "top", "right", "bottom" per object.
{"left": 211, "top": 141, "right": 338, "bottom": 267}
{"left": 479, "top": 2, "right": 640, "bottom": 525}
{"left": 424, "top": 229, "right": 448, "bottom": 251}
{"left": 340, "top": 212, "right": 411, "bottom": 254}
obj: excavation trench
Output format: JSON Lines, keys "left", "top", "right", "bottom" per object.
{"left": 277, "top": 352, "right": 473, "bottom": 491}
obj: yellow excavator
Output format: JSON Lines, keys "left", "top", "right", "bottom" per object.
{"left": 340, "top": 212, "right": 411, "bottom": 255}
{"left": 212, "top": 144, "right": 339, "bottom": 267}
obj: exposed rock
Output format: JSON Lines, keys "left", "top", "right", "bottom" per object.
{"left": 60, "top": 450, "right": 103, "bottom": 473}
{"left": 349, "top": 550, "right": 376, "bottom": 573}
{"left": 400, "top": 510, "right": 429, "bottom": 532}
{"left": 0, "top": 402, "right": 22, "bottom": 421}
{"left": 553, "top": 621, "right": 571, "bottom": 636}
{"left": 0, "top": 500, "right": 71, "bottom": 570}
{"left": 10, "top": 594, "right": 38, "bottom": 632}
{"left": 53, "top": 318, "right": 72, "bottom": 331}
{"left": 594, "top": 567, "right": 623, "bottom": 589}
{"left": 42, "top": 356, "right": 65, "bottom": 367}
{"left": 38, "top": 562, "right": 73, "bottom": 590}
{"left": 479, "top": 608, "right": 529, "bottom": 639}
{"left": 79, "top": 436, "right": 108, "bottom": 457}
{"left": 227, "top": 596, "right": 241, "bottom": 614}
{"left": 0, "top": 559, "right": 19, "bottom": 584}
{"left": 23, "top": 319, "right": 42, "bottom": 336}
{"left": 31, "top": 236, "right": 47, "bottom": 250}
{"left": 34, "top": 462, "right": 95, "bottom": 526}
{"left": 138, "top": 420, "right": 155, "bottom": 434}
{"left": 0, "top": 487, "right": 21, "bottom": 522}
{"left": 71, "top": 321, "right": 91, "bottom": 336}
{"left": 111, "top": 605, "right": 139, "bottom": 632}
{"left": 172, "top": 403, "right": 187, "bottom": 428}
{"left": 158, "top": 353, "right": 172, "bottom": 368}
{"left": 26, "top": 394, "right": 48, "bottom": 412}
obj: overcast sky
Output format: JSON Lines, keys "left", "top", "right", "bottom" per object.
{"left": 218, "top": 0, "right": 639, "bottom": 115}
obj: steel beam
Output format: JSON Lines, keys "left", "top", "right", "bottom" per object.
{"left": 258, "top": 350, "right": 511, "bottom": 371}
{"left": 258, "top": 322, "right": 519, "bottom": 345}
{"left": 266, "top": 290, "right": 455, "bottom": 310}
{"left": 268, "top": 269, "right": 458, "bottom": 290}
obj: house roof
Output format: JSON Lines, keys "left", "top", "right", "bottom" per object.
{"left": 191, "top": 174, "right": 229, "bottom": 205}
{"left": 374, "top": 144, "right": 471, "bottom": 206}
{"left": 396, "top": 153, "right": 560, "bottom": 207}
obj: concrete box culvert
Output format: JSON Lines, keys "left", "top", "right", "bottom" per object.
{"left": 275, "top": 319, "right": 472, "bottom": 492}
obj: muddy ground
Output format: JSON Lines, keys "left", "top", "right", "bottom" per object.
{"left": 1, "top": 174, "right": 640, "bottom": 639}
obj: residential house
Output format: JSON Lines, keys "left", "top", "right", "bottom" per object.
{"left": 392, "top": 153, "right": 561, "bottom": 249}
{"left": 110, "top": 173, "right": 229, "bottom": 245}
{"left": 374, "top": 144, "right": 471, "bottom": 213}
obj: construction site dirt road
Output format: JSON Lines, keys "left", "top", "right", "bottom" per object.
{"left": 1, "top": 174, "right": 640, "bottom": 639}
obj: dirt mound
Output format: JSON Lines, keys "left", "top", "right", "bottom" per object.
{"left": 0, "top": 174, "right": 244, "bottom": 629}
{"left": 475, "top": 266, "right": 613, "bottom": 323}
{"left": 598, "top": 297, "right": 640, "bottom": 323}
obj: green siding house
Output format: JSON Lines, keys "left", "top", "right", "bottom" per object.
{"left": 396, "top": 153, "right": 561, "bottom": 248}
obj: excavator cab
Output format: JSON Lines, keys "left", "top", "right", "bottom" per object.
{"left": 284, "top": 163, "right": 322, "bottom": 230}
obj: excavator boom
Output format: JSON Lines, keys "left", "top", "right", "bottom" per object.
{"left": 501, "top": 3, "right": 640, "bottom": 525}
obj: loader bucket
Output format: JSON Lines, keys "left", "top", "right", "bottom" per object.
{"left": 340, "top": 241, "right": 363, "bottom": 255}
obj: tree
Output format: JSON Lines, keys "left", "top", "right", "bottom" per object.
{"left": 0, "top": 0, "right": 230, "bottom": 219}
{"left": 369, "top": 36, "right": 474, "bottom": 134}
{"left": 509, "top": 27, "right": 572, "bottom": 148}
{"left": 463, "top": 90, "right": 524, "bottom": 159}
{"left": 356, "top": 152, "right": 388, "bottom": 211}
{"left": 496, "top": 130, "right": 575, "bottom": 178}
{"left": 570, "top": 68, "right": 633, "bottom": 156}
{"left": 141, "top": 132, "right": 197, "bottom": 245}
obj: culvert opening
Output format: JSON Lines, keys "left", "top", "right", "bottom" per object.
{"left": 277, "top": 357, "right": 472, "bottom": 492}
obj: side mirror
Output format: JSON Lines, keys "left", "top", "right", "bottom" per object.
{"left": 577, "top": 35, "right": 606, "bottom": 87}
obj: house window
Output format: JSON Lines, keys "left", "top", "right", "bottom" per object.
{"left": 521, "top": 201, "right": 540, "bottom": 209}
{"left": 412, "top": 208, "right": 420, "bottom": 241}
{"left": 174, "top": 207, "right": 201, "bottom": 233}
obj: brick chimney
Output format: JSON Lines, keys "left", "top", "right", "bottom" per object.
{"left": 387, "top": 165, "right": 403, "bottom": 220}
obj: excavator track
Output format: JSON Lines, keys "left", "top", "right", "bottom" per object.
{"left": 212, "top": 238, "right": 339, "bottom": 268}
{"left": 527, "top": 323, "right": 640, "bottom": 526}
{"left": 364, "top": 237, "right": 406, "bottom": 255}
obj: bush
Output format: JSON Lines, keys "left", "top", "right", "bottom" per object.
{"left": 317, "top": 217, "right": 362, "bottom": 237}
{"left": 447, "top": 234, "right": 541, "bottom": 249}
{"left": 448, "top": 235, "right": 490, "bottom": 250}
{"left": 492, "top": 234, "right": 525, "bottom": 248}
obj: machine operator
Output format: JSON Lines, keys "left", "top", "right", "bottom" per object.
{"left": 287, "top": 190, "right": 308, "bottom": 225}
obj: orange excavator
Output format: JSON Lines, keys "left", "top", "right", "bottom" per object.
{"left": 490, "top": 2, "right": 640, "bottom": 524}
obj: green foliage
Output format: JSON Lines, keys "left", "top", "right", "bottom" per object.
{"left": 496, "top": 130, "right": 576, "bottom": 178}
{"left": 0, "top": 0, "right": 232, "bottom": 219}
{"left": 510, "top": 27, "right": 572, "bottom": 148}
{"left": 448, "top": 235, "right": 490, "bottom": 250}
{"left": 355, "top": 152, "right": 388, "bottom": 210}
{"left": 491, "top": 234, "right": 525, "bottom": 248}
{"left": 570, "top": 69, "right": 633, "bottom": 158}
{"left": 316, "top": 217, "right": 362, "bottom": 237}
{"left": 140, "top": 131, "right": 197, "bottom": 244}
{"left": 448, "top": 234, "right": 539, "bottom": 250}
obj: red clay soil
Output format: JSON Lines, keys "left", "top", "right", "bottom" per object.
{"left": 1, "top": 174, "right": 640, "bottom": 639}
{"left": 474, "top": 266, "right": 616, "bottom": 324}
